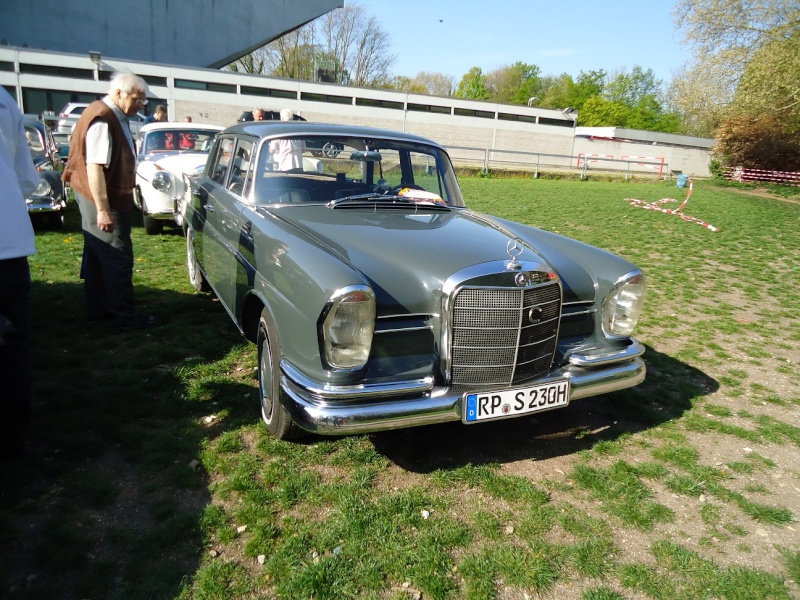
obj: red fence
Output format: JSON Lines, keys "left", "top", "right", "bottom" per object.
{"left": 724, "top": 167, "right": 800, "bottom": 186}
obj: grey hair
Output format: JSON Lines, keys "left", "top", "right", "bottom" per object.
{"left": 280, "top": 108, "right": 294, "bottom": 121}
{"left": 109, "top": 72, "right": 149, "bottom": 96}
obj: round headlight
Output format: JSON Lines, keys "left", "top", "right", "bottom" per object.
{"left": 33, "top": 178, "right": 51, "bottom": 197}
{"left": 151, "top": 170, "right": 172, "bottom": 192}
{"left": 602, "top": 271, "right": 646, "bottom": 338}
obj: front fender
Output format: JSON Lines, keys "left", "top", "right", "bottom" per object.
{"left": 243, "top": 206, "right": 372, "bottom": 384}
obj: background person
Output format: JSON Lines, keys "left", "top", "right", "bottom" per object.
{"left": 252, "top": 108, "right": 265, "bottom": 121}
{"left": 268, "top": 108, "right": 305, "bottom": 171}
{"left": 0, "top": 86, "right": 41, "bottom": 459}
{"left": 142, "top": 104, "right": 167, "bottom": 125}
{"left": 62, "top": 72, "right": 159, "bottom": 332}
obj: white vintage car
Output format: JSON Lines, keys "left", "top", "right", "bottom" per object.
{"left": 134, "top": 122, "right": 223, "bottom": 234}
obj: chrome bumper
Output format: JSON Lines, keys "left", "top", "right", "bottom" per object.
{"left": 26, "top": 197, "right": 65, "bottom": 213}
{"left": 279, "top": 340, "right": 646, "bottom": 435}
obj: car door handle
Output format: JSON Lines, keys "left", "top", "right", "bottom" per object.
{"left": 203, "top": 204, "right": 215, "bottom": 212}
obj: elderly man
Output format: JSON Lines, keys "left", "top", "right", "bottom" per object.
{"left": 63, "top": 72, "right": 159, "bottom": 331}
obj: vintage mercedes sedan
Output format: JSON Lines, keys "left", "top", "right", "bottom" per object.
{"left": 134, "top": 122, "right": 222, "bottom": 234}
{"left": 24, "top": 118, "right": 68, "bottom": 227}
{"left": 184, "top": 122, "right": 646, "bottom": 440}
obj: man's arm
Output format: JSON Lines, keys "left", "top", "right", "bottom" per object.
{"left": 86, "top": 163, "right": 115, "bottom": 232}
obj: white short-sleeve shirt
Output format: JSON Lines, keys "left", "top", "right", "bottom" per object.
{"left": 85, "top": 96, "right": 135, "bottom": 167}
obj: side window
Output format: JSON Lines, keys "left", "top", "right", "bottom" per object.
{"left": 210, "top": 137, "right": 236, "bottom": 185}
{"left": 229, "top": 138, "right": 255, "bottom": 197}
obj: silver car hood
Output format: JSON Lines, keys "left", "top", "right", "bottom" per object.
{"left": 271, "top": 205, "right": 627, "bottom": 312}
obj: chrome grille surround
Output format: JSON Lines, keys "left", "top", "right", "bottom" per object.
{"left": 441, "top": 260, "right": 562, "bottom": 389}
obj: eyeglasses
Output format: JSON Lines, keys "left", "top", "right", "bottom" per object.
{"left": 125, "top": 92, "right": 148, "bottom": 106}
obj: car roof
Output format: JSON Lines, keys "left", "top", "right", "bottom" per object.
{"left": 139, "top": 122, "right": 224, "bottom": 133}
{"left": 61, "top": 102, "right": 90, "bottom": 111}
{"left": 224, "top": 121, "right": 442, "bottom": 148}
{"left": 23, "top": 117, "right": 45, "bottom": 131}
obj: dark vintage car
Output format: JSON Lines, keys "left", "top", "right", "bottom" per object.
{"left": 184, "top": 122, "right": 647, "bottom": 440}
{"left": 24, "top": 118, "right": 68, "bottom": 227}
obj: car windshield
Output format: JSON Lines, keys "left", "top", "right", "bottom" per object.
{"left": 25, "top": 125, "right": 46, "bottom": 160}
{"left": 141, "top": 129, "right": 218, "bottom": 154}
{"left": 248, "top": 135, "right": 465, "bottom": 207}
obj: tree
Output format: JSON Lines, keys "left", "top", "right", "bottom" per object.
{"left": 715, "top": 113, "right": 800, "bottom": 170}
{"left": 672, "top": 0, "right": 800, "bottom": 135}
{"left": 568, "top": 70, "right": 606, "bottom": 110}
{"left": 537, "top": 73, "right": 574, "bottom": 109}
{"left": 485, "top": 62, "right": 541, "bottom": 105}
{"left": 408, "top": 72, "right": 456, "bottom": 96}
{"left": 576, "top": 67, "right": 680, "bottom": 132}
{"left": 604, "top": 66, "right": 661, "bottom": 107}
{"left": 226, "top": 2, "right": 394, "bottom": 87}
{"left": 454, "top": 67, "right": 490, "bottom": 100}
{"left": 735, "top": 29, "right": 800, "bottom": 121}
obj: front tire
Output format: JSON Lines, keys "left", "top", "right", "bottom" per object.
{"left": 142, "top": 199, "right": 163, "bottom": 235}
{"left": 186, "top": 228, "right": 210, "bottom": 293}
{"left": 258, "top": 308, "right": 302, "bottom": 440}
{"left": 49, "top": 209, "right": 65, "bottom": 228}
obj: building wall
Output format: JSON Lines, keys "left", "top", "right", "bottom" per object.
{"left": 1, "top": 46, "right": 712, "bottom": 177}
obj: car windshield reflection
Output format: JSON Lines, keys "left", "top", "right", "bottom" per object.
{"left": 142, "top": 129, "right": 218, "bottom": 154}
{"left": 249, "top": 136, "right": 464, "bottom": 207}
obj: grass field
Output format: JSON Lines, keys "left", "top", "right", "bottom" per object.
{"left": 1, "top": 177, "right": 798, "bottom": 599}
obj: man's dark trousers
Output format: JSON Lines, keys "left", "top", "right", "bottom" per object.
{"left": 0, "top": 256, "right": 32, "bottom": 455}
{"left": 75, "top": 191, "right": 137, "bottom": 325}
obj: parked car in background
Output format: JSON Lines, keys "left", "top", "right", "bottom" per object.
{"left": 56, "top": 102, "right": 89, "bottom": 132}
{"left": 134, "top": 122, "right": 223, "bottom": 234}
{"left": 57, "top": 102, "right": 147, "bottom": 134}
{"left": 24, "top": 118, "right": 68, "bottom": 227}
{"left": 183, "top": 121, "right": 647, "bottom": 440}
{"left": 51, "top": 131, "right": 71, "bottom": 161}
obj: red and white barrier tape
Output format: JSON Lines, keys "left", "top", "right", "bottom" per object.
{"left": 625, "top": 180, "right": 720, "bottom": 232}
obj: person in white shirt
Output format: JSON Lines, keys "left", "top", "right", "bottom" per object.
{"left": 0, "top": 85, "right": 40, "bottom": 459}
{"left": 268, "top": 108, "right": 305, "bottom": 171}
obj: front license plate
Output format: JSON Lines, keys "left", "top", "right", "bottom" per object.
{"left": 463, "top": 379, "right": 570, "bottom": 423}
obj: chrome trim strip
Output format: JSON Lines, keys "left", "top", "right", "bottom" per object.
{"left": 568, "top": 339, "right": 645, "bottom": 367}
{"left": 278, "top": 355, "right": 646, "bottom": 435}
{"left": 377, "top": 313, "right": 436, "bottom": 320}
{"left": 281, "top": 361, "right": 434, "bottom": 400}
{"left": 375, "top": 325, "right": 433, "bottom": 334}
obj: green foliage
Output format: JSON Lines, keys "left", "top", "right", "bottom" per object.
{"left": 455, "top": 66, "right": 491, "bottom": 100}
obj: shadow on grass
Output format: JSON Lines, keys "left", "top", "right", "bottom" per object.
{"left": 0, "top": 274, "right": 244, "bottom": 600}
{"left": 370, "top": 345, "right": 718, "bottom": 473}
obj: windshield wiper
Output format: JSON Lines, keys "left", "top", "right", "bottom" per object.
{"left": 327, "top": 194, "right": 450, "bottom": 210}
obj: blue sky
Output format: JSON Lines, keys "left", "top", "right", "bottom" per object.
{"left": 354, "top": 0, "right": 691, "bottom": 86}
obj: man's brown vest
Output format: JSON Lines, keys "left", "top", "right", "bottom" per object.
{"left": 62, "top": 100, "right": 136, "bottom": 212}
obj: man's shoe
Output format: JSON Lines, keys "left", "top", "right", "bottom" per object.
{"left": 118, "top": 314, "right": 159, "bottom": 332}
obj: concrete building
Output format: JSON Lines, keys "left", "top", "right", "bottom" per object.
{"left": 0, "top": 1, "right": 343, "bottom": 70}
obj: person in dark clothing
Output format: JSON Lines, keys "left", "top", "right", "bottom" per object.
{"left": 0, "top": 86, "right": 41, "bottom": 459}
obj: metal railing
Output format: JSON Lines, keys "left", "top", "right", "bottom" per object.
{"left": 444, "top": 146, "right": 670, "bottom": 180}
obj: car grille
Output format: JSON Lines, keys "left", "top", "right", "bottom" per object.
{"left": 450, "top": 282, "right": 561, "bottom": 388}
